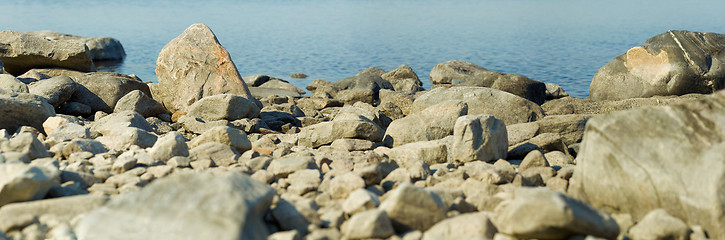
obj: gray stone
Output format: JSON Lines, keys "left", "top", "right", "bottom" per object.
{"left": 0, "top": 132, "right": 50, "bottom": 160}
{"left": 148, "top": 132, "right": 189, "bottom": 163}
{"left": 590, "top": 30, "right": 725, "bottom": 100}
{"left": 91, "top": 110, "right": 154, "bottom": 135}
{"left": 568, "top": 91, "right": 725, "bottom": 239}
{"left": 495, "top": 187, "right": 619, "bottom": 239}
{"left": 28, "top": 76, "right": 78, "bottom": 108}
{"left": 383, "top": 100, "right": 467, "bottom": 147}
{"left": 271, "top": 199, "right": 311, "bottom": 234}
{"left": 380, "top": 183, "right": 446, "bottom": 232}
{"left": 69, "top": 72, "right": 151, "bottom": 113}
{"left": 0, "top": 89, "right": 55, "bottom": 133}
{"left": 507, "top": 133, "right": 568, "bottom": 160}
{"left": 534, "top": 114, "right": 591, "bottom": 145}
{"left": 330, "top": 138, "right": 376, "bottom": 151}
{"left": 331, "top": 70, "right": 394, "bottom": 101}
{"left": 412, "top": 87, "right": 544, "bottom": 125}
{"left": 542, "top": 94, "right": 704, "bottom": 116}
{"left": 188, "top": 126, "right": 251, "bottom": 154}
{"left": 451, "top": 114, "right": 508, "bottom": 163}
{"left": 298, "top": 112, "right": 384, "bottom": 148}
{"left": 96, "top": 127, "right": 157, "bottom": 150}
{"left": 61, "top": 139, "right": 108, "bottom": 159}
{"left": 26, "top": 31, "right": 125, "bottom": 61}
{"left": 153, "top": 23, "right": 260, "bottom": 113}
{"left": 388, "top": 140, "right": 447, "bottom": 168}
{"left": 342, "top": 189, "right": 380, "bottom": 215}
{"left": 628, "top": 209, "right": 690, "bottom": 240}
{"left": 113, "top": 90, "right": 169, "bottom": 117}
{"left": 381, "top": 65, "right": 423, "bottom": 92}
{"left": 75, "top": 171, "right": 276, "bottom": 240}
{"left": 259, "top": 79, "right": 306, "bottom": 95}
{"left": 0, "top": 74, "right": 28, "bottom": 93}
{"left": 340, "top": 209, "right": 395, "bottom": 239}
{"left": 58, "top": 101, "right": 92, "bottom": 116}
{"left": 248, "top": 87, "right": 302, "bottom": 99}
{"left": 430, "top": 60, "right": 547, "bottom": 104}
{"left": 328, "top": 173, "right": 366, "bottom": 199}
{"left": 187, "top": 94, "right": 260, "bottom": 121}
{"left": 545, "top": 83, "right": 569, "bottom": 99}
{"left": 16, "top": 69, "right": 51, "bottom": 84}
{"left": 0, "top": 30, "right": 95, "bottom": 75}
{"left": 506, "top": 122, "right": 539, "bottom": 146}
{"left": 188, "top": 142, "right": 240, "bottom": 167}
{"left": 0, "top": 163, "right": 60, "bottom": 207}
{"left": 379, "top": 89, "right": 414, "bottom": 115}
{"left": 519, "top": 150, "right": 549, "bottom": 172}
{"left": 422, "top": 212, "right": 497, "bottom": 240}
{"left": 47, "top": 123, "right": 90, "bottom": 141}
{"left": 267, "top": 155, "right": 317, "bottom": 178}
{"left": 0, "top": 194, "right": 107, "bottom": 232}
{"left": 267, "top": 230, "right": 301, "bottom": 240}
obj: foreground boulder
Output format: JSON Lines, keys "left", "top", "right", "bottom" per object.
{"left": 412, "top": 87, "right": 544, "bottom": 125}
{"left": 26, "top": 31, "right": 126, "bottom": 61}
{"left": 430, "top": 60, "right": 547, "bottom": 104}
{"left": 0, "top": 30, "right": 95, "bottom": 76}
{"left": 69, "top": 72, "right": 151, "bottom": 113}
{"left": 0, "top": 163, "right": 60, "bottom": 207}
{"left": 153, "top": 23, "right": 259, "bottom": 113}
{"left": 75, "top": 171, "right": 276, "bottom": 240}
{"left": 0, "top": 89, "right": 55, "bottom": 132}
{"left": 569, "top": 90, "right": 725, "bottom": 239}
{"left": 589, "top": 30, "right": 725, "bottom": 100}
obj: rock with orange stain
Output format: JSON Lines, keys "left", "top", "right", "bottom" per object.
{"left": 153, "top": 23, "right": 260, "bottom": 113}
{"left": 590, "top": 30, "right": 725, "bottom": 100}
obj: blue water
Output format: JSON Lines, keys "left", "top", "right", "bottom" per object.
{"left": 2, "top": 0, "right": 724, "bottom": 98}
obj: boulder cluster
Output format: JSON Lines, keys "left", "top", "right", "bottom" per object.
{"left": 0, "top": 24, "right": 724, "bottom": 240}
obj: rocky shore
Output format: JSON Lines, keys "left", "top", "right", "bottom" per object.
{"left": 0, "top": 24, "right": 724, "bottom": 240}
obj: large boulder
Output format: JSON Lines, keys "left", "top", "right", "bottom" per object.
{"left": 26, "top": 31, "right": 126, "bottom": 61}
{"left": 75, "top": 171, "right": 276, "bottom": 240}
{"left": 430, "top": 60, "right": 547, "bottom": 104}
{"left": 69, "top": 72, "right": 151, "bottom": 113}
{"left": 569, "top": 90, "right": 725, "bottom": 239}
{"left": 0, "top": 30, "right": 95, "bottom": 76}
{"left": 154, "top": 23, "right": 259, "bottom": 113}
{"left": 412, "top": 87, "right": 544, "bottom": 125}
{"left": 589, "top": 30, "right": 725, "bottom": 100}
{"left": 383, "top": 101, "right": 467, "bottom": 147}
{"left": 0, "top": 89, "right": 55, "bottom": 132}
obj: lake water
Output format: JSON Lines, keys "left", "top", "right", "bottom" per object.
{"left": 2, "top": 0, "right": 724, "bottom": 98}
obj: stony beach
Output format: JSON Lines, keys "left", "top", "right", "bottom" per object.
{"left": 0, "top": 23, "right": 724, "bottom": 240}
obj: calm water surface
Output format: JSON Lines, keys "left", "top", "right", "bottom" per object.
{"left": 2, "top": 0, "right": 724, "bottom": 98}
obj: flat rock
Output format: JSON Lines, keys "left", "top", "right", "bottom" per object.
{"left": 153, "top": 23, "right": 259, "bottom": 113}
{"left": 188, "top": 142, "right": 240, "bottom": 167}
{"left": 0, "top": 30, "right": 95, "bottom": 75}
{"left": 590, "top": 30, "right": 725, "bottom": 100}
{"left": 69, "top": 72, "right": 151, "bottom": 113}
{"left": 187, "top": 94, "right": 260, "bottom": 121}
{"left": 26, "top": 30, "right": 125, "bottom": 61}
{"left": 430, "top": 60, "right": 546, "bottom": 104}
{"left": 383, "top": 100, "right": 467, "bottom": 147}
{"left": 569, "top": 90, "right": 725, "bottom": 239}
{"left": 75, "top": 171, "right": 276, "bottom": 240}
{"left": 90, "top": 110, "right": 154, "bottom": 136}
{"left": 298, "top": 113, "right": 384, "bottom": 148}
{"left": 412, "top": 87, "right": 544, "bottom": 125}
{"left": 495, "top": 187, "right": 619, "bottom": 239}
{"left": 0, "top": 194, "right": 108, "bottom": 232}
{"left": 451, "top": 114, "right": 508, "bottom": 163}
{"left": 0, "top": 89, "right": 55, "bottom": 133}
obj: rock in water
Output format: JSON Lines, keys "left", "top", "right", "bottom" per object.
{"left": 569, "top": 90, "right": 725, "bottom": 239}
{"left": 26, "top": 30, "right": 126, "bottom": 61}
{"left": 0, "top": 30, "right": 95, "bottom": 76}
{"left": 589, "top": 30, "right": 725, "bottom": 100}
{"left": 0, "top": 89, "right": 55, "bottom": 133}
{"left": 154, "top": 23, "right": 259, "bottom": 113}
{"left": 430, "top": 60, "right": 547, "bottom": 104}
{"left": 75, "top": 171, "right": 276, "bottom": 240}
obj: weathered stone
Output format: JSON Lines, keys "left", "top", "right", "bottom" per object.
{"left": 412, "top": 87, "right": 544, "bottom": 125}
{"left": 75, "top": 171, "right": 276, "bottom": 240}
{"left": 380, "top": 183, "right": 446, "bottom": 232}
{"left": 267, "top": 155, "right": 317, "bottom": 178}
{"left": 341, "top": 209, "right": 395, "bottom": 239}
{"left": 148, "top": 132, "right": 189, "bottom": 163}
{"left": 388, "top": 140, "right": 447, "bottom": 168}
{"left": 287, "top": 169, "right": 321, "bottom": 195}
{"left": 545, "top": 83, "right": 569, "bottom": 99}
{"left": 90, "top": 110, "right": 154, "bottom": 135}
{"left": 534, "top": 114, "right": 591, "bottom": 145}
{"left": 188, "top": 126, "right": 251, "bottom": 154}
{"left": 176, "top": 115, "right": 230, "bottom": 135}
{"left": 506, "top": 122, "right": 539, "bottom": 146}
{"left": 188, "top": 142, "right": 240, "bottom": 167}
{"left": 27, "top": 76, "right": 78, "bottom": 108}
{"left": 422, "top": 212, "right": 497, "bottom": 240}
{"left": 451, "top": 114, "right": 508, "bottom": 163}
{"left": 96, "top": 126, "right": 157, "bottom": 150}
{"left": 331, "top": 70, "right": 394, "bottom": 102}
{"left": 0, "top": 163, "right": 60, "bottom": 207}
{"left": 187, "top": 94, "right": 260, "bottom": 121}
{"left": 495, "top": 187, "right": 619, "bottom": 239}
{"left": 430, "top": 60, "right": 547, "bottom": 104}
{"left": 61, "top": 139, "right": 108, "bottom": 158}
{"left": 0, "top": 132, "right": 50, "bottom": 160}
{"left": 0, "top": 194, "right": 107, "bottom": 232}
{"left": 154, "top": 23, "right": 259, "bottom": 113}
{"left": 507, "top": 133, "right": 567, "bottom": 160}
{"left": 42, "top": 115, "right": 81, "bottom": 135}
{"left": 381, "top": 65, "right": 423, "bottom": 92}
{"left": 259, "top": 79, "right": 305, "bottom": 95}
{"left": 271, "top": 199, "right": 311, "bottom": 234}
{"left": 69, "top": 72, "right": 151, "bottom": 113}
{"left": 328, "top": 173, "right": 366, "bottom": 199}
{"left": 113, "top": 90, "right": 169, "bottom": 117}
{"left": 569, "top": 91, "right": 725, "bottom": 239}
{"left": 0, "top": 89, "right": 55, "bottom": 133}
{"left": 628, "top": 209, "right": 690, "bottom": 240}
{"left": 0, "top": 74, "right": 28, "bottom": 92}
{"left": 26, "top": 31, "right": 125, "bottom": 61}
{"left": 542, "top": 94, "right": 705, "bottom": 116}
{"left": 590, "top": 31, "right": 725, "bottom": 100}
{"left": 298, "top": 113, "right": 384, "bottom": 148}
{"left": 58, "top": 101, "right": 92, "bottom": 116}
{"left": 519, "top": 150, "right": 549, "bottom": 172}
{"left": 330, "top": 138, "right": 376, "bottom": 151}
{"left": 342, "top": 189, "right": 380, "bottom": 215}
{"left": 0, "top": 30, "right": 95, "bottom": 75}
{"left": 47, "top": 123, "right": 90, "bottom": 141}
{"left": 383, "top": 101, "right": 467, "bottom": 147}
{"left": 379, "top": 89, "right": 414, "bottom": 115}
